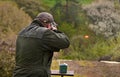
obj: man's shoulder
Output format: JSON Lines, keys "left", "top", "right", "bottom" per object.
{"left": 19, "top": 25, "right": 49, "bottom": 38}
{"left": 36, "top": 26, "right": 48, "bottom": 33}
{"left": 31, "top": 23, "right": 49, "bottom": 33}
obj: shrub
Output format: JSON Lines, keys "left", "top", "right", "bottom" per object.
{"left": 0, "top": 51, "right": 15, "bottom": 77}
{"left": 84, "top": 0, "right": 120, "bottom": 38}
{"left": 0, "top": 1, "right": 32, "bottom": 37}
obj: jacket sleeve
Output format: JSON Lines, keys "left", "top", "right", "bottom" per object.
{"left": 42, "top": 29, "right": 70, "bottom": 51}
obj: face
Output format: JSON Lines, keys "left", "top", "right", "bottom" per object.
{"left": 42, "top": 22, "right": 52, "bottom": 29}
{"left": 42, "top": 22, "right": 57, "bottom": 30}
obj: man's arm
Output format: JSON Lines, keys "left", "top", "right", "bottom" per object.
{"left": 42, "top": 29, "right": 70, "bottom": 51}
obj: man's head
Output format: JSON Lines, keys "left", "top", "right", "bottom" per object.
{"left": 34, "top": 12, "right": 57, "bottom": 30}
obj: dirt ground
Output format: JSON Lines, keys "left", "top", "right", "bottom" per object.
{"left": 52, "top": 60, "right": 120, "bottom": 77}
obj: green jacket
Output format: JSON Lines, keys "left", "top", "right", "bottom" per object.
{"left": 13, "top": 22, "right": 70, "bottom": 77}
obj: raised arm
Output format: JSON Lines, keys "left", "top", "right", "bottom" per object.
{"left": 42, "top": 29, "right": 70, "bottom": 50}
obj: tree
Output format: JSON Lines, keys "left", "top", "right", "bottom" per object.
{"left": 15, "top": 0, "right": 45, "bottom": 19}
{"left": 84, "top": 0, "right": 120, "bottom": 38}
{"left": 51, "top": 0, "right": 82, "bottom": 27}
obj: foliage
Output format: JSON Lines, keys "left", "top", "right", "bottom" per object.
{"left": 84, "top": 0, "right": 120, "bottom": 38}
{"left": 114, "top": 0, "right": 120, "bottom": 9}
{"left": 0, "top": 1, "right": 32, "bottom": 38}
{"left": 0, "top": 51, "right": 15, "bottom": 77}
{"left": 0, "top": 1, "right": 32, "bottom": 76}
{"left": 0, "top": 0, "right": 120, "bottom": 77}
{"left": 79, "top": 0, "right": 95, "bottom": 5}
{"left": 58, "top": 34, "right": 120, "bottom": 60}
{"left": 110, "top": 35, "right": 120, "bottom": 61}
{"left": 50, "top": 0, "right": 63, "bottom": 25}
{"left": 0, "top": 0, "right": 120, "bottom": 61}
{"left": 15, "top": 0, "right": 45, "bottom": 19}
{"left": 39, "top": 0, "right": 56, "bottom": 8}
{"left": 51, "top": 0, "right": 83, "bottom": 27}
{"left": 58, "top": 23, "right": 77, "bottom": 37}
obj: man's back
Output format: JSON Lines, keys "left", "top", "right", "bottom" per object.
{"left": 13, "top": 22, "right": 70, "bottom": 77}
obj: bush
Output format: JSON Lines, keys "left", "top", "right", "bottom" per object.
{"left": 84, "top": 0, "right": 120, "bottom": 38}
{"left": 15, "top": 0, "right": 45, "bottom": 19}
{"left": 0, "top": 1, "right": 32, "bottom": 37}
{"left": 0, "top": 2, "right": 32, "bottom": 76}
{"left": 0, "top": 51, "right": 15, "bottom": 77}
{"left": 58, "top": 22, "right": 77, "bottom": 37}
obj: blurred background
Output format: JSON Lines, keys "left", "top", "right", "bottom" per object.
{"left": 0, "top": 0, "right": 120, "bottom": 77}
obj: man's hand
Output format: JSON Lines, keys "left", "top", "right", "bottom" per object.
{"left": 51, "top": 25, "right": 57, "bottom": 30}
{"left": 45, "top": 23, "right": 57, "bottom": 30}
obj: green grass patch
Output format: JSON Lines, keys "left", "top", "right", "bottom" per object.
{"left": 79, "top": 0, "right": 94, "bottom": 4}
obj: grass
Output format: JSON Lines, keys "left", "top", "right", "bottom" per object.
{"left": 79, "top": 0, "right": 95, "bottom": 5}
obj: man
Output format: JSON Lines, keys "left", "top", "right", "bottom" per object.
{"left": 13, "top": 12, "right": 70, "bottom": 77}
